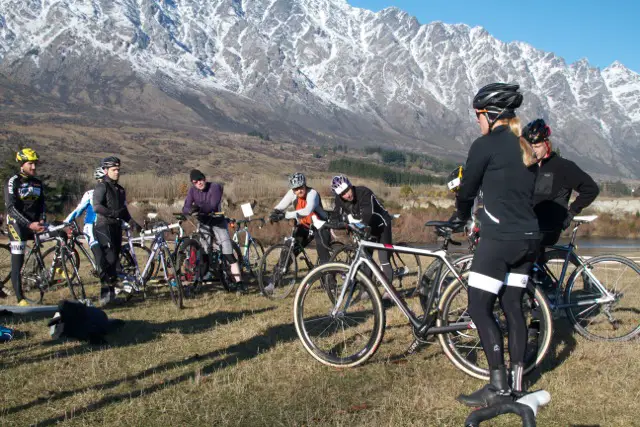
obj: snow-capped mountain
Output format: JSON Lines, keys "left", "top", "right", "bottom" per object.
{"left": 1, "top": 0, "right": 639, "bottom": 177}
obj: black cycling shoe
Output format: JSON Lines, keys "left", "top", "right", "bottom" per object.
{"left": 457, "top": 366, "right": 512, "bottom": 408}
{"left": 235, "top": 282, "right": 247, "bottom": 295}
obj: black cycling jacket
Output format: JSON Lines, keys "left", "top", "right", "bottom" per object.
{"left": 93, "top": 177, "right": 132, "bottom": 227}
{"left": 3, "top": 172, "right": 45, "bottom": 228}
{"left": 533, "top": 152, "right": 599, "bottom": 232}
{"left": 456, "top": 125, "right": 539, "bottom": 240}
{"left": 333, "top": 186, "right": 391, "bottom": 233}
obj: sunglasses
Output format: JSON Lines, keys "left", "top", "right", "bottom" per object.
{"left": 292, "top": 186, "right": 306, "bottom": 192}
{"left": 475, "top": 109, "right": 488, "bottom": 118}
{"left": 192, "top": 179, "right": 205, "bottom": 184}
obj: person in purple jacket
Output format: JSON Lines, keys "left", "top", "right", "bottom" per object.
{"left": 182, "top": 169, "right": 244, "bottom": 293}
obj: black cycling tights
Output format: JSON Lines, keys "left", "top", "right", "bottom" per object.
{"left": 467, "top": 286, "right": 527, "bottom": 369}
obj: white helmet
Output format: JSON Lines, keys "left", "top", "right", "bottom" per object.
{"left": 289, "top": 172, "right": 306, "bottom": 189}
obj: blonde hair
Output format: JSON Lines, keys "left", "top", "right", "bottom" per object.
{"left": 494, "top": 117, "right": 535, "bottom": 166}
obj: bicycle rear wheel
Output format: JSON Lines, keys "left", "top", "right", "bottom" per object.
{"left": 20, "top": 250, "right": 45, "bottom": 304}
{"left": 61, "top": 247, "right": 86, "bottom": 301}
{"left": 120, "top": 243, "right": 155, "bottom": 282}
{"left": 176, "top": 238, "right": 203, "bottom": 287}
{"left": 258, "top": 243, "right": 298, "bottom": 299}
{"left": 294, "top": 262, "right": 385, "bottom": 368}
{"left": 0, "top": 243, "right": 10, "bottom": 286}
{"left": 565, "top": 255, "right": 640, "bottom": 341}
{"left": 437, "top": 277, "right": 553, "bottom": 380}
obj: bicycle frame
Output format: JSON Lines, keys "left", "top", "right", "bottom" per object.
{"left": 334, "top": 240, "right": 472, "bottom": 336}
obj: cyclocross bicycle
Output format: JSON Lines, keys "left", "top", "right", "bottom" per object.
{"left": 229, "top": 217, "right": 265, "bottom": 278}
{"left": 293, "top": 221, "right": 553, "bottom": 380}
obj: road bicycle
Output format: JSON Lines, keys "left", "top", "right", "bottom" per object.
{"left": 293, "top": 221, "right": 553, "bottom": 380}
{"left": 450, "top": 215, "right": 640, "bottom": 342}
{"left": 20, "top": 223, "right": 86, "bottom": 305}
{"left": 229, "top": 217, "right": 265, "bottom": 279}
{"left": 174, "top": 212, "right": 243, "bottom": 293}
{"left": 257, "top": 217, "right": 343, "bottom": 300}
{"left": 118, "top": 220, "right": 185, "bottom": 308}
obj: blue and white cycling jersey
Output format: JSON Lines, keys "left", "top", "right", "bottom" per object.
{"left": 64, "top": 190, "right": 98, "bottom": 245}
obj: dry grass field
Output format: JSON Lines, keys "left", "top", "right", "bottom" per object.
{"left": 1, "top": 241, "right": 639, "bottom": 427}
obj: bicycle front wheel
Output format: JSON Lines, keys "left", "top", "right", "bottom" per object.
{"left": 294, "top": 262, "right": 385, "bottom": 368}
{"left": 437, "top": 277, "right": 554, "bottom": 380}
{"left": 243, "top": 238, "right": 265, "bottom": 278}
{"left": 161, "top": 246, "right": 184, "bottom": 309}
{"left": 20, "top": 250, "right": 45, "bottom": 304}
{"left": 565, "top": 255, "right": 640, "bottom": 341}
{"left": 258, "top": 244, "right": 298, "bottom": 299}
{"left": 120, "top": 243, "right": 155, "bottom": 282}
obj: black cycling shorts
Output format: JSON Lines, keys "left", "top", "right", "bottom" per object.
{"left": 469, "top": 238, "right": 539, "bottom": 294}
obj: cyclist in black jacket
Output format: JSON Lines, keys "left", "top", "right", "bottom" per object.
{"left": 3, "top": 148, "right": 46, "bottom": 305}
{"left": 93, "top": 156, "right": 140, "bottom": 306}
{"left": 331, "top": 175, "right": 393, "bottom": 282}
{"left": 452, "top": 83, "right": 539, "bottom": 407}
{"left": 522, "top": 119, "right": 599, "bottom": 246}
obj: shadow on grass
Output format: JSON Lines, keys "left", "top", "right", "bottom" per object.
{"left": 7, "top": 318, "right": 300, "bottom": 424}
{"left": 526, "top": 317, "right": 577, "bottom": 388}
{"left": 0, "top": 307, "right": 274, "bottom": 369}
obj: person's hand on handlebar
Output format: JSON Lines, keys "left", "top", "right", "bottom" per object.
{"left": 29, "top": 221, "right": 46, "bottom": 233}
{"left": 269, "top": 210, "right": 286, "bottom": 223}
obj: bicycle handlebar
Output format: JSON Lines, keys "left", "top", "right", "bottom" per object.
{"left": 141, "top": 222, "right": 183, "bottom": 236}
{"left": 464, "top": 390, "right": 550, "bottom": 427}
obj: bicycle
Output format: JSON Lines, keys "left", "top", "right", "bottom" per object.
{"left": 174, "top": 212, "right": 243, "bottom": 293}
{"left": 329, "top": 214, "right": 422, "bottom": 292}
{"left": 229, "top": 217, "right": 265, "bottom": 279}
{"left": 293, "top": 221, "right": 553, "bottom": 380}
{"left": 452, "top": 215, "right": 640, "bottom": 342}
{"left": 257, "top": 217, "right": 343, "bottom": 300}
{"left": 119, "top": 220, "right": 185, "bottom": 308}
{"left": 20, "top": 223, "right": 86, "bottom": 305}
{"left": 119, "top": 214, "right": 172, "bottom": 283}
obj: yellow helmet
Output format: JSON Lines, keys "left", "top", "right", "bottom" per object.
{"left": 16, "top": 148, "right": 39, "bottom": 163}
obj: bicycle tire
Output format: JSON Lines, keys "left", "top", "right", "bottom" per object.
{"left": 20, "top": 248, "right": 45, "bottom": 304}
{"left": 0, "top": 243, "right": 11, "bottom": 285}
{"left": 61, "top": 247, "right": 86, "bottom": 301}
{"left": 244, "top": 238, "right": 265, "bottom": 277}
{"left": 176, "top": 238, "right": 204, "bottom": 286}
{"left": 437, "top": 277, "right": 554, "bottom": 380}
{"left": 258, "top": 243, "right": 298, "bottom": 299}
{"left": 293, "top": 262, "right": 385, "bottom": 368}
{"left": 564, "top": 255, "right": 640, "bottom": 341}
{"left": 120, "top": 243, "right": 155, "bottom": 282}
{"left": 161, "top": 245, "right": 184, "bottom": 309}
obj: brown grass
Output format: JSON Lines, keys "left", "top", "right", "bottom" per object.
{"left": 0, "top": 246, "right": 639, "bottom": 426}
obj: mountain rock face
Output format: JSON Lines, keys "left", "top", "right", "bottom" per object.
{"left": 1, "top": 0, "right": 639, "bottom": 177}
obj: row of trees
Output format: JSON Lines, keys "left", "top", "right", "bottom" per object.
{"left": 328, "top": 158, "right": 444, "bottom": 186}
{"left": 363, "top": 146, "right": 458, "bottom": 173}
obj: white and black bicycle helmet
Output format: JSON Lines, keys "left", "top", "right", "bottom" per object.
{"left": 473, "top": 83, "right": 523, "bottom": 125}
{"left": 289, "top": 172, "right": 306, "bottom": 189}
{"left": 94, "top": 167, "right": 106, "bottom": 180}
{"left": 331, "top": 175, "right": 352, "bottom": 195}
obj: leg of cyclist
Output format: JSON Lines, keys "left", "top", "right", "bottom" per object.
{"left": 7, "top": 220, "right": 30, "bottom": 304}
{"left": 313, "top": 226, "right": 331, "bottom": 264}
{"left": 211, "top": 225, "right": 245, "bottom": 293}
{"left": 376, "top": 224, "right": 393, "bottom": 283}
{"left": 95, "top": 224, "right": 120, "bottom": 305}
{"left": 457, "top": 239, "right": 514, "bottom": 407}
{"left": 84, "top": 223, "right": 102, "bottom": 275}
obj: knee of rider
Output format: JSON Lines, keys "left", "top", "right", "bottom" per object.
{"left": 224, "top": 253, "right": 237, "bottom": 264}
{"left": 467, "top": 288, "right": 496, "bottom": 319}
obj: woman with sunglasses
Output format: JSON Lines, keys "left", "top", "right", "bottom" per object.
{"left": 182, "top": 169, "right": 245, "bottom": 293}
{"left": 523, "top": 119, "right": 599, "bottom": 247}
{"left": 331, "top": 175, "right": 393, "bottom": 283}
{"left": 451, "top": 83, "right": 539, "bottom": 407}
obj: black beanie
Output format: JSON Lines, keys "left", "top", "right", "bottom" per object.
{"left": 190, "top": 169, "right": 205, "bottom": 182}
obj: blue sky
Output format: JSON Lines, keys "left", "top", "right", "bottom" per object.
{"left": 348, "top": 0, "right": 640, "bottom": 73}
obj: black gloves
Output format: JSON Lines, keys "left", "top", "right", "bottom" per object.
{"left": 269, "top": 210, "right": 285, "bottom": 222}
{"left": 447, "top": 212, "right": 467, "bottom": 233}
{"left": 189, "top": 205, "right": 201, "bottom": 215}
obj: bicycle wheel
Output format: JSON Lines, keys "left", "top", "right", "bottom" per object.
{"left": 176, "top": 238, "right": 203, "bottom": 285}
{"left": 1, "top": 243, "right": 11, "bottom": 286}
{"left": 160, "top": 245, "right": 184, "bottom": 309}
{"left": 437, "top": 276, "right": 554, "bottom": 380}
{"left": 61, "top": 247, "right": 86, "bottom": 301}
{"left": 330, "top": 245, "right": 356, "bottom": 264}
{"left": 564, "top": 255, "right": 640, "bottom": 341}
{"left": 120, "top": 243, "right": 155, "bottom": 282}
{"left": 244, "top": 238, "right": 264, "bottom": 277}
{"left": 419, "top": 254, "right": 473, "bottom": 308}
{"left": 391, "top": 242, "right": 422, "bottom": 291}
{"left": 20, "top": 249, "right": 45, "bottom": 304}
{"left": 258, "top": 243, "right": 298, "bottom": 299}
{"left": 293, "top": 262, "right": 385, "bottom": 368}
